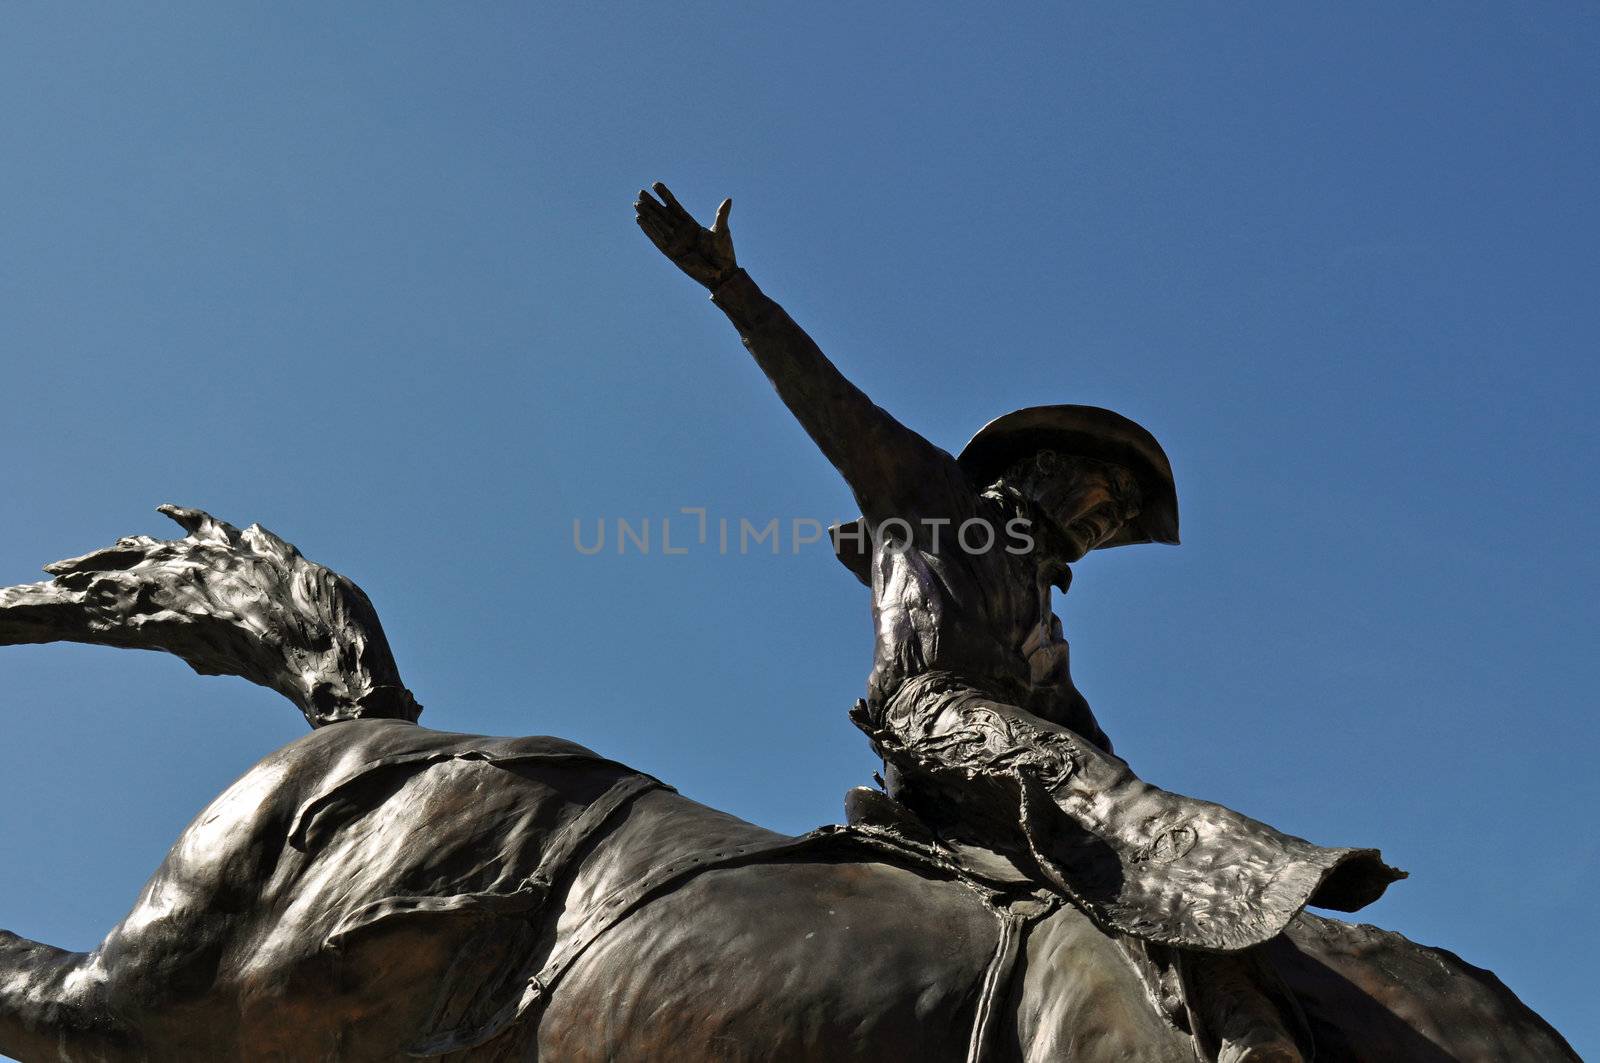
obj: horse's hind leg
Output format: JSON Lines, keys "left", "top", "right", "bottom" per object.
{"left": 0, "top": 930, "right": 135, "bottom": 1062}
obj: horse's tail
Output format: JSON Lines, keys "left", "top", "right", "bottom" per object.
{"left": 0, "top": 504, "right": 421, "bottom": 729}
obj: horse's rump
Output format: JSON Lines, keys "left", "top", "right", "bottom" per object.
{"left": 1271, "top": 914, "right": 1580, "bottom": 1062}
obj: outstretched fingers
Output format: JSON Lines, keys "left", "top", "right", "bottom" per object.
{"left": 634, "top": 191, "right": 676, "bottom": 250}
{"left": 651, "top": 181, "right": 698, "bottom": 226}
{"left": 634, "top": 209, "right": 668, "bottom": 245}
{"left": 634, "top": 188, "right": 664, "bottom": 226}
{"left": 636, "top": 182, "right": 735, "bottom": 286}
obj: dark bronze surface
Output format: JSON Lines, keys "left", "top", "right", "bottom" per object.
{"left": 640, "top": 182, "right": 1403, "bottom": 946}
{"left": 0, "top": 188, "right": 1578, "bottom": 1060}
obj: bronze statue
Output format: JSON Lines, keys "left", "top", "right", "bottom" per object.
{"left": 634, "top": 183, "right": 1413, "bottom": 1062}
{"left": 0, "top": 189, "right": 1579, "bottom": 1061}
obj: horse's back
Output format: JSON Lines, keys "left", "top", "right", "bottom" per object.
{"left": 542, "top": 789, "right": 1210, "bottom": 1063}
{"left": 542, "top": 789, "right": 1001, "bottom": 1062}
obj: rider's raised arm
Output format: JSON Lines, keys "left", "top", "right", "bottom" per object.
{"left": 636, "top": 183, "right": 963, "bottom": 523}
{"left": 710, "top": 268, "right": 962, "bottom": 519}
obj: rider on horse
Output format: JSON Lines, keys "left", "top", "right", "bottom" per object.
{"left": 635, "top": 183, "right": 1404, "bottom": 1063}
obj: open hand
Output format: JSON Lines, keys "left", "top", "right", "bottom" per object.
{"left": 635, "top": 181, "right": 737, "bottom": 289}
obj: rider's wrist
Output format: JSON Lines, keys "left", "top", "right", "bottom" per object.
{"left": 709, "top": 266, "right": 744, "bottom": 293}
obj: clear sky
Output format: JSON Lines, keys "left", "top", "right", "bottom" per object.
{"left": 0, "top": 3, "right": 1594, "bottom": 1056}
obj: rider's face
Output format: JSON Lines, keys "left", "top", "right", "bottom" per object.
{"left": 1041, "top": 479, "right": 1124, "bottom": 561}
{"left": 1007, "top": 453, "right": 1138, "bottom": 563}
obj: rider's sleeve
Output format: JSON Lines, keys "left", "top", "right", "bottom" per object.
{"left": 710, "top": 269, "right": 968, "bottom": 526}
{"left": 852, "top": 680, "right": 1406, "bottom": 953}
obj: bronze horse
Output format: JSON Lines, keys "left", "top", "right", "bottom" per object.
{"left": 0, "top": 717, "right": 1575, "bottom": 1063}
{"left": 0, "top": 508, "right": 1579, "bottom": 1061}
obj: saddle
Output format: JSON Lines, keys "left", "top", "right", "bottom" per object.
{"left": 843, "top": 783, "right": 1043, "bottom": 893}
{"left": 843, "top": 784, "right": 1319, "bottom": 1063}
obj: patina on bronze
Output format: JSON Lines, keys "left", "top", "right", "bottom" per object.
{"left": 0, "top": 190, "right": 1580, "bottom": 1061}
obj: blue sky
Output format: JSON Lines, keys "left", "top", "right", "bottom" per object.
{"left": 1, "top": 3, "right": 1595, "bottom": 1056}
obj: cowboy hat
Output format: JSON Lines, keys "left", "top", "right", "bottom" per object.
{"left": 829, "top": 405, "right": 1178, "bottom": 585}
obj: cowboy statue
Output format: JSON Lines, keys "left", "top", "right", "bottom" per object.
{"left": 635, "top": 183, "right": 1405, "bottom": 1063}
{"left": 0, "top": 187, "right": 1572, "bottom": 1063}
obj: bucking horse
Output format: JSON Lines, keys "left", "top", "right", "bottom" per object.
{"left": 0, "top": 507, "right": 1578, "bottom": 1061}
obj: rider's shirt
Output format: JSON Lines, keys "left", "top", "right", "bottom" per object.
{"left": 862, "top": 484, "right": 1110, "bottom": 749}
{"left": 711, "top": 268, "right": 1108, "bottom": 748}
